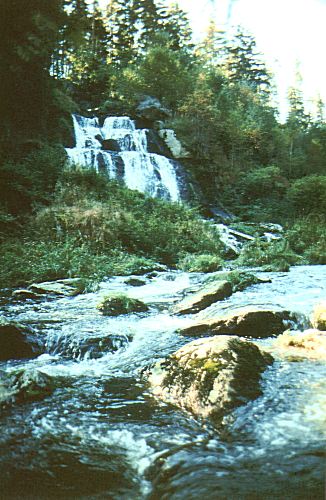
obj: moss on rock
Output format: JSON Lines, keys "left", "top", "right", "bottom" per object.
{"left": 97, "top": 293, "right": 149, "bottom": 316}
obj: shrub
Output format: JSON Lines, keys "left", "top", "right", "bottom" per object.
{"left": 240, "top": 166, "right": 288, "bottom": 200}
{"left": 236, "top": 239, "right": 301, "bottom": 271}
{"left": 177, "top": 253, "right": 224, "bottom": 273}
{"left": 287, "top": 175, "right": 326, "bottom": 215}
{"left": 286, "top": 216, "right": 326, "bottom": 264}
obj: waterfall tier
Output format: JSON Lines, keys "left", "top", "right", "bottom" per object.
{"left": 66, "top": 114, "right": 184, "bottom": 202}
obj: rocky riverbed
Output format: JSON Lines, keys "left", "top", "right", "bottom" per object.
{"left": 0, "top": 266, "right": 325, "bottom": 499}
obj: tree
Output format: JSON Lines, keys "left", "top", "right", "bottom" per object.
{"left": 0, "top": 0, "right": 65, "bottom": 143}
{"left": 226, "top": 27, "right": 271, "bottom": 95}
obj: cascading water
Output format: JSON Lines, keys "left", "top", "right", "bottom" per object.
{"left": 65, "top": 114, "right": 182, "bottom": 202}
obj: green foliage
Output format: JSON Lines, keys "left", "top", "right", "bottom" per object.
{"left": 0, "top": 169, "right": 224, "bottom": 288}
{"left": 177, "top": 254, "right": 224, "bottom": 273}
{"left": 286, "top": 216, "right": 326, "bottom": 264}
{"left": 236, "top": 239, "right": 301, "bottom": 271}
{"left": 0, "top": 145, "right": 66, "bottom": 217}
{"left": 239, "top": 166, "right": 288, "bottom": 199}
{"left": 287, "top": 175, "right": 326, "bottom": 215}
{"left": 96, "top": 293, "right": 148, "bottom": 316}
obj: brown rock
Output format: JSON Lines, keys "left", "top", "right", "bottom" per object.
{"left": 179, "top": 307, "right": 292, "bottom": 338}
{"left": 174, "top": 281, "right": 232, "bottom": 315}
{"left": 311, "top": 302, "right": 326, "bottom": 331}
{"left": 147, "top": 335, "right": 273, "bottom": 423}
{"left": 274, "top": 329, "right": 326, "bottom": 360}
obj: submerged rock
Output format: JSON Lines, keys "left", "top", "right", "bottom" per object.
{"left": 0, "top": 319, "right": 42, "bottom": 361}
{"left": 174, "top": 281, "right": 232, "bottom": 315}
{"left": 147, "top": 336, "right": 273, "bottom": 423}
{"left": 274, "top": 329, "right": 326, "bottom": 360}
{"left": 97, "top": 294, "right": 149, "bottom": 316}
{"left": 124, "top": 278, "right": 147, "bottom": 287}
{"left": 0, "top": 368, "right": 55, "bottom": 406}
{"left": 312, "top": 302, "right": 326, "bottom": 331}
{"left": 180, "top": 307, "right": 293, "bottom": 338}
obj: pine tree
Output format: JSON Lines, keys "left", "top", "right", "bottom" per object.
{"left": 226, "top": 28, "right": 271, "bottom": 94}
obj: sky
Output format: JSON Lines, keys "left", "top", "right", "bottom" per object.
{"left": 176, "top": 0, "right": 326, "bottom": 121}
{"left": 99, "top": 0, "right": 326, "bottom": 121}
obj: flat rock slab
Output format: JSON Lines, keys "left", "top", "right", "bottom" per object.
{"left": 174, "top": 280, "right": 233, "bottom": 315}
{"left": 147, "top": 335, "right": 273, "bottom": 423}
{"left": 179, "top": 307, "right": 293, "bottom": 338}
{"left": 28, "top": 278, "right": 83, "bottom": 297}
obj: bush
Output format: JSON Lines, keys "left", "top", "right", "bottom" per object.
{"left": 236, "top": 239, "right": 301, "bottom": 271}
{"left": 240, "top": 166, "right": 288, "bottom": 200}
{"left": 287, "top": 216, "right": 326, "bottom": 264}
{"left": 177, "top": 253, "right": 224, "bottom": 273}
{"left": 287, "top": 175, "right": 326, "bottom": 215}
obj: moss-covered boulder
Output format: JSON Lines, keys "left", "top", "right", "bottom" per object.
{"left": 0, "top": 318, "right": 42, "bottom": 361}
{"left": 274, "top": 329, "right": 326, "bottom": 360}
{"left": 312, "top": 302, "right": 326, "bottom": 331}
{"left": 0, "top": 368, "right": 55, "bottom": 406}
{"left": 97, "top": 294, "right": 149, "bottom": 316}
{"left": 180, "top": 307, "right": 292, "bottom": 338}
{"left": 174, "top": 280, "right": 232, "bottom": 315}
{"left": 147, "top": 336, "right": 273, "bottom": 423}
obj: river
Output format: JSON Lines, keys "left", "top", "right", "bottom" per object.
{"left": 0, "top": 266, "right": 325, "bottom": 499}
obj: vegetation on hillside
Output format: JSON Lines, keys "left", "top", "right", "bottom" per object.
{"left": 0, "top": 0, "right": 325, "bottom": 287}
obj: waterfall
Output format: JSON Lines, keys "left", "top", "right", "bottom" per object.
{"left": 65, "top": 114, "right": 183, "bottom": 202}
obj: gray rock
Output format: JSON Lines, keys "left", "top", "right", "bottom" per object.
{"left": 147, "top": 335, "right": 273, "bottom": 423}
{"left": 0, "top": 368, "right": 55, "bottom": 406}
{"left": 158, "top": 129, "right": 190, "bottom": 159}
{"left": 136, "top": 96, "right": 172, "bottom": 122}
{"left": 174, "top": 281, "right": 233, "bottom": 315}
{"left": 28, "top": 278, "right": 84, "bottom": 297}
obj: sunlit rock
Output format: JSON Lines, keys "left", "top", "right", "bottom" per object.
{"left": 174, "top": 280, "right": 232, "bottom": 315}
{"left": 0, "top": 318, "right": 42, "bottom": 361}
{"left": 147, "top": 336, "right": 273, "bottom": 423}
{"left": 179, "top": 307, "right": 293, "bottom": 338}
{"left": 312, "top": 302, "right": 326, "bottom": 331}
{"left": 274, "top": 329, "right": 326, "bottom": 360}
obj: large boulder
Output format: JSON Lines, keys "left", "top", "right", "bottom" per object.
{"left": 274, "top": 329, "right": 326, "bottom": 361}
{"left": 147, "top": 336, "right": 273, "bottom": 423}
{"left": 179, "top": 307, "right": 293, "bottom": 338}
{"left": 312, "top": 302, "right": 326, "bottom": 331}
{"left": 97, "top": 294, "right": 149, "bottom": 316}
{"left": 136, "top": 96, "right": 172, "bottom": 122}
{"left": 174, "top": 280, "right": 232, "bottom": 315}
{"left": 0, "top": 368, "right": 55, "bottom": 406}
{"left": 0, "top": 319, "right": 42, "bottom": 361}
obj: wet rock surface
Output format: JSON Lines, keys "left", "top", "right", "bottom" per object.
{"left": 97, "top": 294, "right": 149, "bottom": 316}
{"left": 147, "top": 335, "right": 273, "bottom": 423}
{"left": 180, "top": 307, "right": 293, "bottom": 338}
{"left": 174, "top": 280, "right": 232, "bottom": 315}
{"left": 0, "top": 368, "right": 55, "bottom": 406}
{"left": 28, "top": 278, "right": 84, "bottom": 297}
{"left": 0, "top": 319, "right": 42, "bottom": 361}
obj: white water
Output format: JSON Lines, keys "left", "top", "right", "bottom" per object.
{"left": 66, "top": 114, "right": 181, "bottom": 202}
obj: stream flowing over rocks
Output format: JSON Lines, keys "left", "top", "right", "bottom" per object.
{"left": 1, "top": 265, "right": 326, "bottom": 498}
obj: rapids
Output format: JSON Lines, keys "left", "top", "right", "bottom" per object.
{"left": 0, "top": 266, "right": 325, "bottom": 499}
